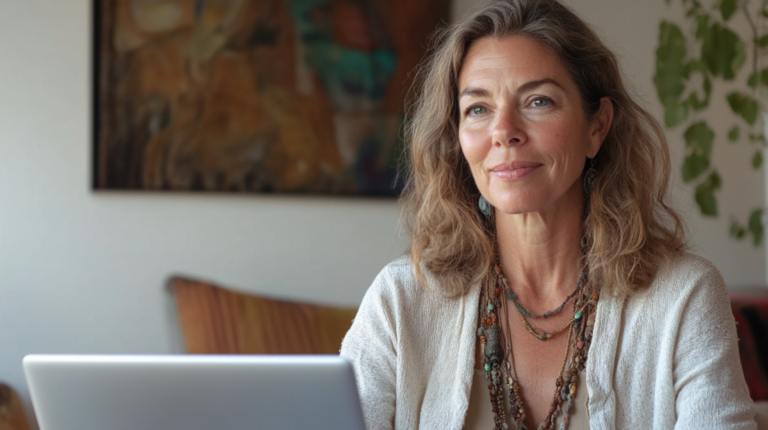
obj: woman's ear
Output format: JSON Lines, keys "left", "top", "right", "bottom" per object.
{"left": 588, "top": 97, "right": 614, "bottom": 157}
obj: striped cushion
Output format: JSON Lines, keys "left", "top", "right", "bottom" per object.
{"left": 169, "top": 277, "right": 358, "bottom": 355}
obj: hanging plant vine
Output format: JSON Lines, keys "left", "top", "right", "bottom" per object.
{"left": 654, "top": 0, "right": 767, "bottom": 245}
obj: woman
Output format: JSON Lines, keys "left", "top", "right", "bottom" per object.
{"left": 340, "top": 0, "right": 760, "bottom": 429}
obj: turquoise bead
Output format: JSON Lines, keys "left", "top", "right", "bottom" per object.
{"left": 574, "top": 311, "right": 583, "bottom": 319}
{"left": 484, "top": 363, "right": 491, "bottom": 372}
{"left": 487, "top": 304, "right": 494, "bottom": 312}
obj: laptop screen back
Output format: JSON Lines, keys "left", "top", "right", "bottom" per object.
{"left": 23, "top": 355, "right": 365, "bottom": 430}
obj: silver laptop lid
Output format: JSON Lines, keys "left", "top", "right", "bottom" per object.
{"left": 23, "top": 354, "right": 366, "bottom": 430}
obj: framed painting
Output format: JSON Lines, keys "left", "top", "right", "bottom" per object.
{"left": 93, "top": 0, "right": 449, "bottom": 195}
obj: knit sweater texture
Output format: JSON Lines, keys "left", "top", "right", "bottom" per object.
{"left": 340, "top": 252, "right": 762, "bottom": 429}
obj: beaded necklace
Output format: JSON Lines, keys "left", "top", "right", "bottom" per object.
{"left": 499, "top": 266, "right": 589, "bottom": 341}
{"left": 501, "top": 269, "right": 581, "bottom": 320}
{"left": 478, "top": 264, "right": 599, "bottom": 430}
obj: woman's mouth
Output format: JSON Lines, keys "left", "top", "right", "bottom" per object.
{"left": 489, "top": 161, "right": 542, "bottom": 180}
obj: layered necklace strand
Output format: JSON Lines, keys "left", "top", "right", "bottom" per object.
{"left": 478, "top": 263, "right": 599, "bottom": 430}
{"left": 500, "top": 264, "right": 581, "bottom": 320}
{"left": 498, "top": 264, "right": 589, "bottom": 341}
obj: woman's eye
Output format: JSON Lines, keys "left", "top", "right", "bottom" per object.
{"left": 531, "top": 97, "right": 552, "bottom": 107}
{"left": 467, "top": 106, "right": 487, "bottom": 116}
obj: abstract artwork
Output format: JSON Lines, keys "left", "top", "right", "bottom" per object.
{"left": 94, "top": 0, "right": 449, "bottom": 195}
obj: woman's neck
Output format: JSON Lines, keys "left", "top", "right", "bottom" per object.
{"left": 494, "top": 192, "right": 585, "bottom": 308}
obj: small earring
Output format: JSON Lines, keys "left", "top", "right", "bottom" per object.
{"left": 479, "top": 195, "right": 492, "bottom": 216}
{"left": 583, "top": 157, "right": 598, "bottom": 195}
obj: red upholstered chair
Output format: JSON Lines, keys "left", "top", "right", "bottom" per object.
{"left": 730, "top": 291, "right": 768, "bottom": 402}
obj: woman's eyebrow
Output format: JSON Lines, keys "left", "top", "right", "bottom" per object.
{"left": 517, "top": 78, "right": 561, "bottom": 94}
{"left": 458, "top": 87, "right": 490, "bottom": 99}
{"left": 458, "top": 78, "right": 562, "bottom": 100}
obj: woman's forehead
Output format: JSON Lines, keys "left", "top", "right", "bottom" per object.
{"left": 458, "top": 36, "right": 571, "bottom": 92}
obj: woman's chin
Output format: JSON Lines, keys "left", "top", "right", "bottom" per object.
{"left": 492, "top": 203, "right": 539, "bottom": 216}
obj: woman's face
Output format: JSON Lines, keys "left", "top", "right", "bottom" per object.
{"left": 457, "top": 35, "right": 611, "bottom": 217}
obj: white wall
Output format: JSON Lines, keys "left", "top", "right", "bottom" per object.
{"left": 1, "top": 0, "right": 764, "bottom": 427}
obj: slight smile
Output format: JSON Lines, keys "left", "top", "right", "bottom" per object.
{"left": 489, "top": 161, "right": 543, "bottom": 180}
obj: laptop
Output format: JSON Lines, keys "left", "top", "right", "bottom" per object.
{"left": 23, "top": 354, "right": 366, "bottom": 430}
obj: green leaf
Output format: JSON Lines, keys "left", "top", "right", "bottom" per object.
{"left": 695, "top": 14, "right": 710, "bottom": 40}
{"left": 727, "top": 92, "right": 760, "bottom": 125}
{"left": 748, "top": 71, "right": 759, "bottom": 88}
{"left": 687, "top": 92, "right": 705, "bottom": 111}
{"left": 733, "top": 37, "right": 747, "bottom": 72}
{"left": 748, "top": 209, "right": 764, "bottom": 246}
{"left": 753, "top": 151, "right": 763, "bottom": 169}
{"left": 655, "top": 22, "right": 688, "bottom": 106}
{"left": 710, "top": 170, "right": 722, "bottom": 188}
{"left": 685, "top": 59, "right": 708, "bottom": 75}
{"left": 695, "top": 171, "right": 723, "bottom": 217}
{"left": 701, "top": 23, "right": 747, "bottom": 80}
{"left": 694, "top": 172, "right": 722, "bottom": 217}
{"left": 748, "top": 69, "right": 768, "bottom": 88}
{"left": 728, "top": 125, "right": 740, "bottom": 141}
{"left": 730, "top": 220, "right": 747, "bottom": 239}
{"left": 750, "top": 134, "right": 767, "bottom": 143}
{"left": 687, "top": 77, "right": 712, "bottom": 111}
{"left": 663, "top": 100, "right": 690, "bottom": 127}
{"left": 758, "top": 35, "right": 768, "bottom": 48}
{"left": 695, "top": 184, "right": 718, "bottom": 216}
{"left": 694, "top": 171, "right": 722, "bottom": 217}
{"left": 720, "top": 0, "right": 738, "bottom": 21}
{"left": 684, "top": 121, "right": 715, "bottom": 154}
{"left": 683, "top": 153, "right": 711, "bottom": 182}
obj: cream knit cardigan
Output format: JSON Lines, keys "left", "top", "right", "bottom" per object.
{"left": 340, "top": 253, "right": 762, "bottom": 429}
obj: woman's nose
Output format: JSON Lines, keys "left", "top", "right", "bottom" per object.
{"left": 491, "top": 107, "right": 525, "bottom": 147}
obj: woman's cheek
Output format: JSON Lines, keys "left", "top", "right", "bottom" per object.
{"left": 458, "top": 126, "right": 490, "bottom": 166}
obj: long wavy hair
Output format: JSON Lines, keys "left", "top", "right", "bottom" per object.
{"left": 401, "top": 0, "right": 686, "bottom": 297}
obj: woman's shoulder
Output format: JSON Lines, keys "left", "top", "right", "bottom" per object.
{"left": 623, "top": 251, "right": 729, "bottom": 319}
{"left": 343, "top": 256, "right": 476, "bottom": 356}
{"left": 367, "top": 254, "right": 464, "bottom": 300}
{"left": 358, "top": 255, "right": 478, "bottom": 323}
{"left": 651, "top": 251, "right": 726, "bottom": 295}
{"left": 356, "top": 256, "right": 428, "bottom": 317}
{"left": 659, "top": 251, "right": 722, "bottom": 280}
{"left": 365, "top": 255, "right": 421, "bottom": 301}
{"left": 377, "top": 254, "right": 419, "bottom": 284}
